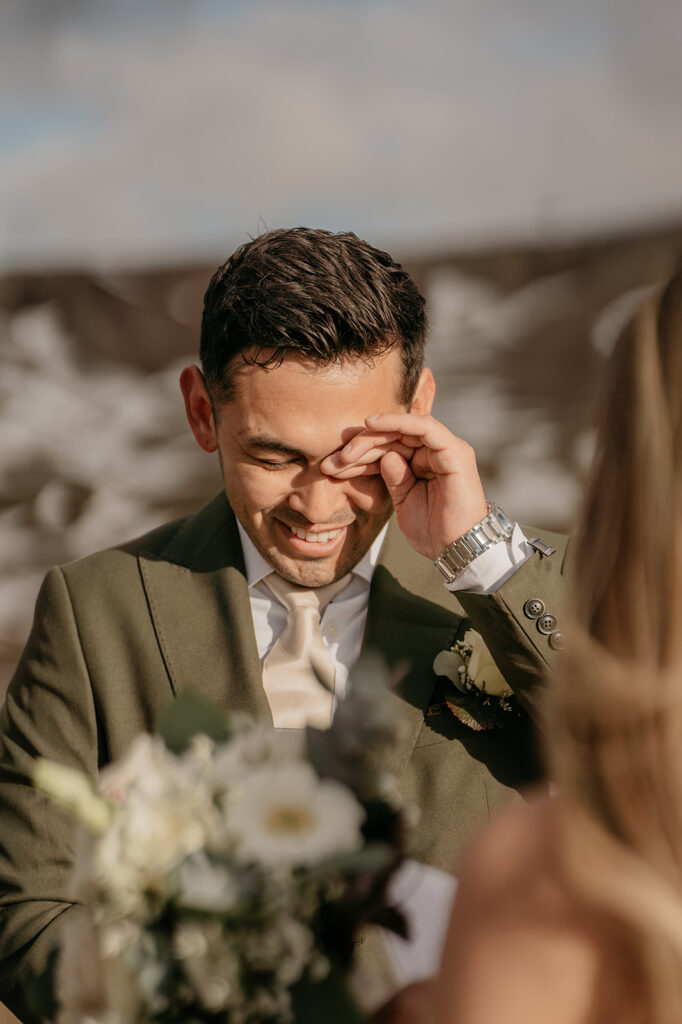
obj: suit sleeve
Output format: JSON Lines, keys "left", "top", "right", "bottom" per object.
{"left": 0, "top": 568, "right": 99, "bottom": 1023}
{"left": 455, "top": 531, "right": 570, "bottom": 720}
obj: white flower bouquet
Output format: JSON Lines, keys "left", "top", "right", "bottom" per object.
{"left": 33, "top": 656, "right": 408, "bottom": 1024}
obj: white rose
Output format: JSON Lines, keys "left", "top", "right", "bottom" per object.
{"left": 99, "top": 734, "right": 176, "bottom": 804}
{"left": 432, "top": 649, "right": 468, "bottom": 693}
{"left": 95, "top": 786, "right": 218, "bottom": 907}
{"left": 462, "top": 630, "right": 512, "bottom": 697}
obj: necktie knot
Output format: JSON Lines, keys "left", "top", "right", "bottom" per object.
{"left": 263, "top": 573, "right": 352, "bottom": 615}
{"left": 261, "top": 572, "right": 352, "bottom": 729}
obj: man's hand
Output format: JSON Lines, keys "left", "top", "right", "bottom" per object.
{"left": 320, "top": 412, "right": 487, "bottom": 561}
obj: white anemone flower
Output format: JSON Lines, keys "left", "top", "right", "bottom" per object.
{"left": 463, "top": 629, "right": 512, "bottom": 697}
{"left": 226, "top": 762, "right": 365, "bottom": 868}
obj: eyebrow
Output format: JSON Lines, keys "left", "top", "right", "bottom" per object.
{"left": 243, "top": 436, "right": 306, "bottom": 459}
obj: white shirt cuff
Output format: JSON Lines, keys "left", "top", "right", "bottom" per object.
{"left": 445, "top": 523, "right": 534, "bottom": 595}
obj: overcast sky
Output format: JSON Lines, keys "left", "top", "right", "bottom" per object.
{"left": 2, "top": 0, "right": 681, "bottom": 270}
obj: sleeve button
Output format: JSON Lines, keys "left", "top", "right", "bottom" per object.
{"left": 523, "top": 598, "right": 545, "bottom": 619}
{"left": 537, "top": 613, "right": 557, "bottom": 635}
{"left": 548, "top": 630, "right": 565, "bottom": 651}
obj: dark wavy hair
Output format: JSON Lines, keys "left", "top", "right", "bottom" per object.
{"left": 200, "top": 227, "right": 427, "bottom": 404}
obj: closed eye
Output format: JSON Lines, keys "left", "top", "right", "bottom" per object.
{"left": 254, "top": 457, "right": 298, "bottom": 471}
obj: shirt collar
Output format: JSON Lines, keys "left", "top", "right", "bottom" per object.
{"left": 236, "top": 520, "right": 389, "bottom": 589}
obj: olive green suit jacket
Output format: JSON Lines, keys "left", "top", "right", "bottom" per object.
{"left": 0, "top": 493, "right": 568, "bottom": 1020}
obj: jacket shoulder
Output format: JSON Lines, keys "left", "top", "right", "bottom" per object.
{"left": 56, "top": 515, "right": 187, "bottom": 590}
{"left": 58, "top": 492, "right": 235, "bottom": 587}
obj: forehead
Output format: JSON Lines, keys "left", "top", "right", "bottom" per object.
{"left": 219, "top": 349, "right": 405, "bottom": 452}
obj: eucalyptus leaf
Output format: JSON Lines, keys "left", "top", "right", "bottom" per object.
{"left": 174, "top": 851, "right": 240, "bottom": 913}
{"left": 157, "top": 690, "right": 230, "bottom": 753}
{"left": 332, "top": 651, "right": 402, "bottom": 748}
{"left": 301, "top": 842, "right": 395, "bottom": 881}
{"left": 125, "top": 930, "right": 174, "bottom": 1013}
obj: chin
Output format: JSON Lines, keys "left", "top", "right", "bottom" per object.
{"left": 269, "top": 554, "right": 344, "bottom": 589}
{"left": 247, "top": 515, "right": 386, "bottom": 587}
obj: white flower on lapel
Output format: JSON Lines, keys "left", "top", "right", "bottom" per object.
{"left": 462, "top": 629, "right": 512, "bottom": 698}
{"left": 431, "top": 648, "right": 468, "bottom": 693}
{"left": 433, "top": 629, "right": 516, "bottom": 731}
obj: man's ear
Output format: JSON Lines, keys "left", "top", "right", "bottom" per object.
{"left": 409, "top": 368, "right": 436, "bottom": 415}
{"left": 179, "top": 365, "right": 218, "bottom": 453}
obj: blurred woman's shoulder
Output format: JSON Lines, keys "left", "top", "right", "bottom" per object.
{"left": 448, "top": 791, "right": 563, "bottom": 914}
{"left": 436, "top": 793, "right": 643, "bottom": 1024}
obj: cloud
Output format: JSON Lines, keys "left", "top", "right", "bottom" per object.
{"left": 1, "top": 0, "right": 681, "bottom": 268}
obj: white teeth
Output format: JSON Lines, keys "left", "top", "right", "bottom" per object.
{"left": 290, "top": 526, "right": 342, "bottom": 543}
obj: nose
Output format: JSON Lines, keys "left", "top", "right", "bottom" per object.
{"left": 288, "top": 470, "right": 349, "bottom": 524}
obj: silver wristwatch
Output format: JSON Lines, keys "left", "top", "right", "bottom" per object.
{"left": 434, "top": 501, "right": 514, "bottom": 584}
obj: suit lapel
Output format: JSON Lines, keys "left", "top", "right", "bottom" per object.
{"left": 138, "top": 493, "right": 271, "bottom": 721}
{"left": 362, "top": 518, "right": 463, "bottom": 775}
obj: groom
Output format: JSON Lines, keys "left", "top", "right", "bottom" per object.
{"left": 0, "top": 228, "right": 566, "bottom": 1021}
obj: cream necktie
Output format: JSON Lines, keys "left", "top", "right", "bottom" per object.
{"left": 261, "top": 573, "right": 352, "bottom": 729}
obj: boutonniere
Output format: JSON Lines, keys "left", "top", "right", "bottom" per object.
{"left": 432, "top": 629, "right": 520, "bottom": 731}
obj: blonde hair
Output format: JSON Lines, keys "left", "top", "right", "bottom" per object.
{"left": 547, "top": 269, "right": 682, "bottom": 1023}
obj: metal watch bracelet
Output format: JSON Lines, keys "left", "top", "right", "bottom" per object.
{"left": 433, "top": 500, "right": 514, "bottom": 584}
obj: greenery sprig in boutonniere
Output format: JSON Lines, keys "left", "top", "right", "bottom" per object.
{"left": 432, "top": 629, "right": 520, "bottom": 731}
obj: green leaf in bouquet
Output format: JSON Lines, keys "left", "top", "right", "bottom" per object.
{"left": 304, "top": 724, "right": 358, "bottom": 794}
{"left": 300, "top": 841, "right": 395, "bottom": 882}
{"left": 306, "top": 652, "right": 405, "bottom": 803}
{"left": 158, "top": 690, "right": 230, "bottom": 753}
{"left": 333, "top": 652, "right": 401, "bottom": 745}
{"left": 125, "top": 928, "right": 175, "bottom": 1014}
{"left": 174, "top": 851, "right": 241, "bottom": 914}
{"left": 290, "top": 962, "right": 368, "bottom": 1024}
{"left": 173, "top": 852, "right": 266, "bottom": 921}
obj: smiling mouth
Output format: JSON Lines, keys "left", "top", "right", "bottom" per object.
{"left": 288, "top": 525, "right": 345, "bottom": 544}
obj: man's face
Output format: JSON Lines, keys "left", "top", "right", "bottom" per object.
{"left": 187, "top": 349, "right": 415, "bottom": 586}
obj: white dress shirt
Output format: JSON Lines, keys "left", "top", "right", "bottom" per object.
{"left": 236, "top": 520, "right": 533, "bottom": 706}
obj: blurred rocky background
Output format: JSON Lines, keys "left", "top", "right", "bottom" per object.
{"left": 2, "top": 0, "right": 682, "bottom": 693}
